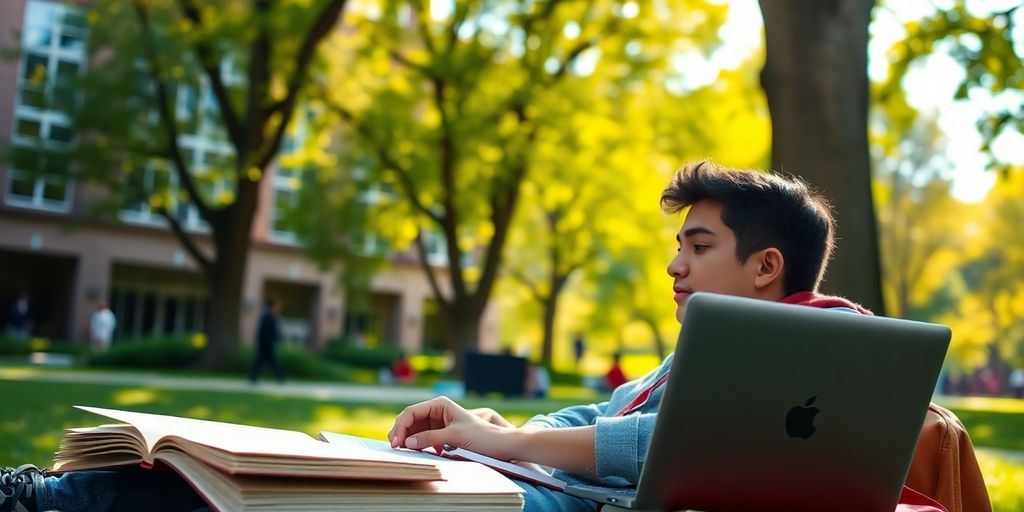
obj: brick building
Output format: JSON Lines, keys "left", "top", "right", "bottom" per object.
{"left": 0, "top": 0, "right": 498, "bottom": 352}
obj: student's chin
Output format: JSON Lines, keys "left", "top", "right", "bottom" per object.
{"left": 675, "top": 303, "right": 688, "bottom": 324}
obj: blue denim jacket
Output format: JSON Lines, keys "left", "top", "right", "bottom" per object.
{"left": 524, "top": 353, "right": 675, "bottom": 488}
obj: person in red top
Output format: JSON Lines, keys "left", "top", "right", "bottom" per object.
{"left": 391, "top": 351, "right": 416, "bottom": 384}
{"left": 605, "top": 352, "right": 628, "bottom": 391}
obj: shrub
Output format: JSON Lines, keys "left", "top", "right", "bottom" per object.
{"left": 321, "top": 340, "right": 405, "bottom": 370}
{"left": 84, "top": 335, "right": 202, "bottom": 368}
{"left": 0, "top": 336, "right": 87, "bottom": 357}
{"left": 83, "top": 335, "right": 365, "bottom": 381}
{"left": 548, "top": 368, "right": 583, "bottom": 386}
{"left": 220, "top": 345, "right": 360, "bottom": 381}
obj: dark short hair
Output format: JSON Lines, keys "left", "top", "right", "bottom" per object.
{"left": 660, "top": 161, "right": 835, "bottom": 294}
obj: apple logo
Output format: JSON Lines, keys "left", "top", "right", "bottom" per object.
{"left": 786, "top": 395, "right": 819, "bottom": 439}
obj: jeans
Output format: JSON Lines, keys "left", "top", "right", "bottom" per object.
{"left": 36, "top": 466, "right": 208, "bottom": 512}
{"left": 514, "top": 479, "right": 599, "bottom": 512}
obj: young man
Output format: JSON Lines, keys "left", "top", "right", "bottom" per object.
{"left": 385, "top": 160, "right": 872, "bottom": 511}
{"left": 0, "top": 161, "right": 868, "bottom": 512}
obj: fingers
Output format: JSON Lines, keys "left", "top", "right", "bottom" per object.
{"left": 388, "top": 396, "right": 458, "bottom": 448}
{"left": 470, "top": 408, "right": 513, "bottom": 428}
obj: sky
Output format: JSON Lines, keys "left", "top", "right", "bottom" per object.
{"left": 709, "top": 0, "right": 1024, "bottom": 203}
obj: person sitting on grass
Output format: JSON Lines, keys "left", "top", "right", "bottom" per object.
{"left": 0, "top": 161, "right": 911, "bottom": 512}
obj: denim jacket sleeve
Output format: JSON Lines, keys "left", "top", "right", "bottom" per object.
{"left": 524, "top": 354, "right": 674, "bottom": 486}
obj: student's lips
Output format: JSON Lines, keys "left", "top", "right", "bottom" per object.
{"left": 673, "top": 290, "right": 692, "bottom": 303}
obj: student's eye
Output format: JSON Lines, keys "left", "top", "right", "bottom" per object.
{"left": 693, "top": 244, "right": 709, "bottom": 254}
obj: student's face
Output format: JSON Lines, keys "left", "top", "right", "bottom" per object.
{"left": 666, "top": 200, "right": 766, "bottom": 323}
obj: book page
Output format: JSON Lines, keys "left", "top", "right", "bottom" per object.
{"left": 320, "top": 431, "right": 567, "bottom": 491}
{"left": 318, "top": 431, "right": 449, "bottom": 463}
{"left": 75, "top": 406, "right": 439, "bottom": 467}
{"left": 77, "top": 406, "right": 314, "bottom": 454}
{"left": 442, "top": 446, "right": 567, "bottom": 491}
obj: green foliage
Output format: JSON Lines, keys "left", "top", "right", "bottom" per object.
{"left": 221, "top": 346, "right": 360, "bottom": 381}
{"left": 301, "top": 0, "right": 731, "bottom": 359}
{"left": 0, "top": 338, "right": 85, "bottom": 357}
{"left": 84, "top": 336, "right": 203, "bottom": 368}
{"left": 321, "top": 340, "right": 404, "bottom": 370}
{"left": 1, "top": 0, "right": 347, "bottom": 368}
{"left": 81, "top": 336, "right": 359, "bottom": 381}
{"left": 547, "top": 368, "right": 582, "bottom": 386}
{"left": 882, "top": 1, "right": 1024, "bottom": 171}
{"left": 975, "top": 450, "right": 1024, "bottom": 512}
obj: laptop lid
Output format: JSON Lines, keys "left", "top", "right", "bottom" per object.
{"left": 633, "top": 292, "right": 950, "bottom": 512}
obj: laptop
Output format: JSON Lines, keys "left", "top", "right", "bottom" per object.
{"left": 564, "top": 292, "right": 950, "bottom": 512}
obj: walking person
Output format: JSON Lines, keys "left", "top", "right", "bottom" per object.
{"left": 572, "top": 332, "right": 586, "bottom": 370}
{"left": 249, "top": 298, "right": 285, "bottom": 384}
{"left": 6, "top": 293, "right": 32, "bottom": 341}
{"left": 88, "top": 302, "right": 116, "bottom": 352}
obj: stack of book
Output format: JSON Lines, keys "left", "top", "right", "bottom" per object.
{"left": 53, "top": 406, "right": 524, "bottom": 511}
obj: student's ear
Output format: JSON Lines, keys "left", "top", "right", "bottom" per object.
{"left": 753, "top": 248, "right": 784, "bottom": 290}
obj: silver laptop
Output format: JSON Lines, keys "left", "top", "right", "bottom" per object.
{"left": 565, "top": 292, "right": 950, "bottom": 512}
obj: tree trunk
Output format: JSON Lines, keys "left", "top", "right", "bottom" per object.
{"left": 447, "top": 303, "right": 484, "bottom": 376}
{"left": 759, "top": 0, "right": 886, "bottom": 314}
{"left": 640, "top": 316, "right": 667, "bottom": 360}
{"left": 536, "top": 272, "right": 569, "bottom": 368}
{"left": 199, "top": 185, "right": 258, "bottom": 369}
{"left": 201, "top": 267, "right": 245, "bottom": 368}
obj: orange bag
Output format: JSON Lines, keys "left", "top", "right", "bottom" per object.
{"left": 904, "top": 403, "right": 992, "bottom": 512}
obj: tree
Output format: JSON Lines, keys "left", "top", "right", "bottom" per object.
{"left": 44, "top": 0, "right": 346, "bottom": 367}
{"left": 503, "top": 97, "right": 642, "bottom": 368}
{"left": 885, "top": 2, "right": 1024, "bottom": 174}
{"left": 759, "top": 0, "right": 886, "bottom": 313}
{"left": 869, "top": 82, "right": 966, "bottom": 319}
{"left": 937, "top": 171, "right": 1024, "bottom": 371}
{"left": 316, "top": 0, "right": 723, "bottom": 372}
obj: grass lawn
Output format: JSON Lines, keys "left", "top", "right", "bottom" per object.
{"left": 0, "top": 378, "right": 574, "bottom": 467}
{"left": 3, "top": 376, "right": 1022, "bottom": 510}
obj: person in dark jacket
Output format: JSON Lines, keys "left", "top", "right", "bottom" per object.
{"left": 249, "top": 298, "right": 285, "bottom": 384}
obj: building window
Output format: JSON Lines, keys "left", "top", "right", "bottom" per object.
{"left": 420, "top": 229, "right": 444, "bottom": 265}
{"left": 5, "top": 0, "right": 87, "bottom": 212}
{"left": 270, "top": 168, "right": 302, "bottom": 243}
{"left": 269, "top": 115, "right": 316, "bottom": 243}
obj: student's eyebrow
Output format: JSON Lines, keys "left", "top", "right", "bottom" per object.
{"left": 683, "top": 227, "right": 716, "bottom": 238}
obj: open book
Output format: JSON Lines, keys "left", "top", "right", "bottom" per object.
{"left": 54, "top": 406, "right": 441, "bottom": 480}
{"left": 319, "top": 431, "right": 567, "bottom": 491}
{"left": 54, "top": 406, "right": 524, "bottom": 511}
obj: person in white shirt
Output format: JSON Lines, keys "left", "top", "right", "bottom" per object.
{"left": 89, "top": 302, "right": 116, "bottom": 352}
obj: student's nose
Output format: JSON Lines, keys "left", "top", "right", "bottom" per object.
{"left": 667, "top": 251, "right": 687, "bottom": 278}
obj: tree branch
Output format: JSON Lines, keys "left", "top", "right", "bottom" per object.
{"left": 323, "top": 96, "right": 444, "bottom": 225}
{"left": 243, "top": 0, "right": 273, "bottom": 166}
{"left": 132, "top": 0, "right": 214, "bottom": 224}
{"left": 156, "top": 205, "right": 214, "bottom": 272}
{"left": 506, "top": 266, "right": 546, "bottom": 304}
{"left": 389, "top": 50, "right": 433, "bottom": 76}
{"left": 413, "top": 228, "right": 450, "bottom": 309}
{"left": 176, "top": 0, "right": 244, "bottom": 148}
{"left": 258, "top": 0, "right": 348, "bottom": 171}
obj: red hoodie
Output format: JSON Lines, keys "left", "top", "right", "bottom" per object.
{"left": 781, "top": 291, "right": 874, "bottom": 316}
